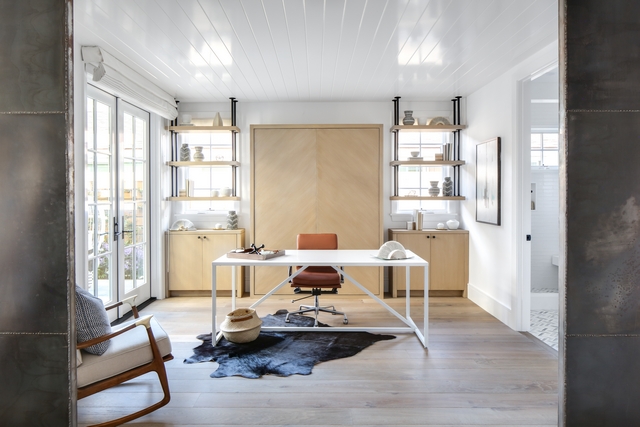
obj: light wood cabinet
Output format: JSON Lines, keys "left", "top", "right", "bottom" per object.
{"left": 168, "top": 229, "right": 244, "bottom": 296}
{"left": 250, "top": 125, "right": 383, "bottom": 296}
{"left": 388, "top": 229, "right": 469, "bottom": 297}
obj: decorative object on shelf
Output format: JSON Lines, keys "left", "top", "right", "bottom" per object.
{"left": 442, "top": 177, "right": 453, "bottom": 196}
{"left": 435, "top": 153, "right": 444, "bottom": 161}
{"left": 428, "top": 116, "right": 451, "bottom": 126}
{"left": 446, "top": 219, "right": 460, "bottom": 230}
{"left": 428, "top": 181, "right": 440, "bottom": 197}
{"left": 410, "top": 151, "right": 419, "bottom": 157}
{"left": 402, "top": 111, "right": 415, "bottom": 125}
{"left": 193, "top": 146, "right": 205, "bottom": 161}
{"left": 179, "top": 143, "right": 191, "bottom": 161}
{"left": 436, "top": 223, "right": 446, "bottom": 230}
{"left": 211, "top": 189, "right": 219, "bottom": 197}
{"left": 180, "top": 113, "right": 192, "bottom": 125}
{"left": 219, "top": 308, "right": 262, "bottom": 344}
{"left": 170, "top": 219, "right": 196, "bottom": 231}
{"left": 226, "top": 210, "right": 238, "bottom": 230}
{"left": 178, "top": 189, "right": 187, "bottom": 197}
{"left": 214, "top": 223, "right": 224, "bottom": 230}
{"left": 212, "top": 112, "right": 223, "bottom": 126}
{"left": 406, "top": 221, "right": 415, "bottom": 230}
{"left": 219, "top": 187, "right": 232, "bottom": 197}
{"left": 476, "top": 137, "right": 501, "bottom": 225}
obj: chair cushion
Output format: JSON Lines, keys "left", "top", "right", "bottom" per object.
{"left": 293, "top": 270, "right": 341, "bottom": 288}
{"left": 77, "top": 316, "right": 172, "bottom": 388}
{"left": 75, "top": 285, "right": 112, "bottom": 355}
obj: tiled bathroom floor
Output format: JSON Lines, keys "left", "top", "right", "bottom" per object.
{"left": 530, "top": 309, "right": 558, "bottom": 350}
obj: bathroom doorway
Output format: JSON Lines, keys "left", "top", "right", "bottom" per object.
{"left": 525, "top": 65, "right": 560, "bottom": 350}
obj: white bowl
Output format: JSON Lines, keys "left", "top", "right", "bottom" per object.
{"left": 219, "top": 187, "right": 232, "bottom": 197}
{"left": 410, "top": 151, "right": 419, "bottom": 157}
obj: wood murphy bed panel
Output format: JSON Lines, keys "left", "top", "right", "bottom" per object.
{"left": 250, "top": 124, "right": 383, "bottom": 297}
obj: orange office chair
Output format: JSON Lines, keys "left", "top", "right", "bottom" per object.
{"left": 286, "top": 233, "right": 348, "bottom": 326}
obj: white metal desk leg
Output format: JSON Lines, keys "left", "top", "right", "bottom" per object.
{"left": 212, "top": 264, "right": 218, "bottom": 347}
{"left": 406, "top": 266, "right": 411, "bottom": 319}
{"left": 424, "top": 263, "right": 429, "bottom": 348}
{"left": 231, "top": 265, "right": 236, "bottom": 311}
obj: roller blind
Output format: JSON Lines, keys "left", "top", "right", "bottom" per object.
{"left": 81, "top": 46, "right": 178, "bottom": 120}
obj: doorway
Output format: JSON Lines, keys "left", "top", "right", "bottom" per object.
{"left": 521, "top": 65, "right": 560, "bottom": 349}
{"left": 85, "top": 85, "right": 151, "bottom": 320}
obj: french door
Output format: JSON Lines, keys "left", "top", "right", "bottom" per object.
{"left": 85, "top": 85, "right": 150, "bottom": 318}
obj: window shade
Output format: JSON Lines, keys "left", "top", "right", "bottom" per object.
{"left": 81, "top": 46, "right": 178, "bottom": 120}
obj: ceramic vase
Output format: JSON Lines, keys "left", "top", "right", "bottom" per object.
{"left": 402, "top": 110, "right": 415, "bottom": 125}
{"left": 212, "top": 112, "right": 223, "bottom": 126}
{"left": 193, "top": 146, "right": 205, "bottom": 161}
{"left": 446, "top": 219, "right": 460, "bottom": 230}
{"left": 179, "top": 143, "right": 191, "bottom": 161}
{"left": 442, "top": 176, "right": 453, "bottom": 196}
{"left": 226, "top": 210, "right": 238, "bottom": 230}
{"left": 428, "top": 180, "right": 440, "bottom": 197}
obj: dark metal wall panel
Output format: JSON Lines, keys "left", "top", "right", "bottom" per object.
{"left": 565, "top": 336, "right": 640, "bottom": 425}
{"left": 0, "top": 0, "right": 66, "bottom": 112}
{"left": 565, "top": 112, "right": 640, "bottom": 336}
{"left": 0, "top": 114, "right": 69, "bottom": 333}
{"left": 0, "top": 335, "right": 70, "bottom": 425}
{"left": 565, "top": 0, "right": 640, "bottom": 110}
{"left": 562, "top": 0, "right": 640, "bottom": 425}
{"left": 0, "top": 0, "right": 72, "bottom": 425}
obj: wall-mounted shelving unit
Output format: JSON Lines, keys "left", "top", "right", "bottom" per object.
{"left": 391, "top": 96, "right": 466, "bottom": 201}
{"left": 167, "top": 98, "right": 240, "bottom": 201}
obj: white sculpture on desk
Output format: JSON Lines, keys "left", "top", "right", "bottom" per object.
{"left": 377, "top": 241, "right": 407, "bottom": 259}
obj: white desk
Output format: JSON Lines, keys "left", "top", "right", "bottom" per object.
{"left": 211, "top": 249, "right": 429, "bottom": 348}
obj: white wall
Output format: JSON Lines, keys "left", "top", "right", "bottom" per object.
{"left": 461, "top": 42, "right": 557, "bottom": 329}
{"left": 531, "top": 168, "right": 559, "bottom": 291}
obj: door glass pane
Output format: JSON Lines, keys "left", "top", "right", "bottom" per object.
{"left": 96, "top": 101, "right": 111, "bottom": 152}
{"left": 97, "top": 206, "right": 111, "bottom": 254}
{"left": 135, "top": 160, "right": 144, "bottom": 200}
{"left": 85, "top": 153, "right": 95, "bottom": 201}
{"left": 123, "top": 114, "right": 133, "bottom": 158}
{"left": 134, "top": 244, "right": 145, "bottom": 282}
{"left": 123, "top": 247, "right": 134, "bottom": 292}
{"left": 96, "top": 153, "right": 111, "bottom": 201}
{"left": 95, "top": 255, "right": 111, "bottom": 302}
{"left": 122, "top": 203, "right": 133, "bottom": 246}
{"left": 135, "top": 203, "right": 145, "bottom": 244}
{"left": 134, "top": 117, "right": 145, "bottom": 160}
{"left": 86, "top": 101, "right": 94, "bottom": 150}
{"left": 87, "top": 207, "right": 95, "bottom": 257}
{"left": 122, "top": 158, "right": 134, "bottom": 201}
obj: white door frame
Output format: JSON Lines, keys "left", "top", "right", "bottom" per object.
{"left": 515, "top": 61, "right": 558, "bottom": 331}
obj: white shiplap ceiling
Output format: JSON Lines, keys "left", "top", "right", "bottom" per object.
{"left": 75, "top": 0, "right": 558, "bottom": 103}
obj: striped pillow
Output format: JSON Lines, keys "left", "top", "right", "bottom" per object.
{"left": 75, "top": 285, "right": 112, "bottom": 355}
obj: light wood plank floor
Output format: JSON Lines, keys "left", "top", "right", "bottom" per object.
{"left": 78, "top": 296, "right": 558, "bottom": 426}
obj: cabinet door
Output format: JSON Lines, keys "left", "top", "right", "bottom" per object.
{"left": 168, "top": 234, "right": 203, "bottom": 291}
{"left": 392, "top": 232, "right": 430, "bottom": 293}
{"left": 430, "top": 233, "right": 468, "bottom": 291}
{"left": 202, "top": 233, "right": 240, "bottom": 294}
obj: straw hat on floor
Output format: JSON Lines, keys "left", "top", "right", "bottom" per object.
{"left": 220, "top": 308, "right": 262, "bottom": 343}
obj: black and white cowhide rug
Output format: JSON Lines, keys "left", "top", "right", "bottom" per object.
{"left": 184, "top": 309, "right": 395, "bottom": 379}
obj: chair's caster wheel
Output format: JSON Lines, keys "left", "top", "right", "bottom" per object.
{"left": 343, "top": 319, "right": 349, "bottom": 324}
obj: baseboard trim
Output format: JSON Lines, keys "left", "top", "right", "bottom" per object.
{"left": 467, "top": 283, "right": 512, "bottom": 327}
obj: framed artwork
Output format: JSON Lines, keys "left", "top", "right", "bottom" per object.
{"left": 476, "top": 137, "right": 501, "bottom": 225}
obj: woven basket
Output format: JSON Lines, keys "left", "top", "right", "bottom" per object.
{"left": 219, "top": 308, "right": 262, "bottom": 343}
